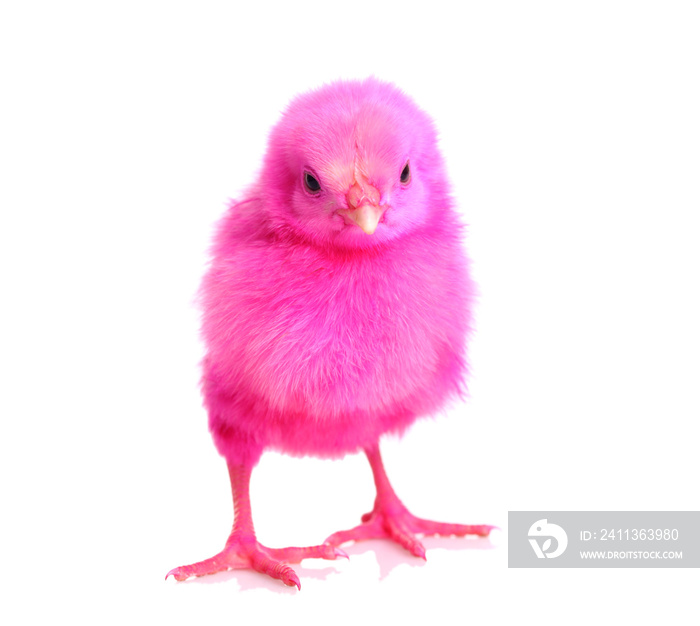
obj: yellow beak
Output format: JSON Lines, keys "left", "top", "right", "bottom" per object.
{"left": 342, "top": 180, "right": 385, "bottom": 234}
{"left": 344, "top": 203, "right": 385, "bottom": 234}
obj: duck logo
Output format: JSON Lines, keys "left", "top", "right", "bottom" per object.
{"left": 528, "top": 519, "right": 568, "bottom": 559}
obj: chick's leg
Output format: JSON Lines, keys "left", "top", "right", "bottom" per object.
{"left": 325, "top": 444, "right": 494, "bottom": 558}
{"left": 167, "top": 463, "right": 346, "bottom": 589}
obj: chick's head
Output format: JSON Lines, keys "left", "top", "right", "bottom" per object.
{"left": 260, "top": 79, "right": 450, "bottom": 249}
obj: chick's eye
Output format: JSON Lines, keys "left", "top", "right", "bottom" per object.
{"left": 303, "top": 171, "right": 321, "bottom": 193}
{"left": 400, "top": 162, "right": 411, "bottom": 184}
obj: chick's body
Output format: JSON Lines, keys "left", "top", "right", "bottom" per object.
{"left": 202, "top": 195, "right": 470, "bottom": 465}
{"left": 168, "top": 79, "right": 492, "bottom": 589}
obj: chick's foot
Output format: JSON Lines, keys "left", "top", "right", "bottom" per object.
{"left": 324, "top": 444, "right": 495, "bottom": 558}
{"left": 325, "top": 499, "right": 494, "bottom": 559}
{"left": 166, "top": 533, "right": 347, "bottom": 589}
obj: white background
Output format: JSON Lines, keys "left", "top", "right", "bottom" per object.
{"left": 1, "top": 1, "right": 698, "bottom": 623}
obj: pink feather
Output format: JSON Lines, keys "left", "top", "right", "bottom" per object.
{"left": 200, "top": 78, "right": 474, "bottom": 467}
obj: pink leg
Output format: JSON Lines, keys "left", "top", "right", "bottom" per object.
{"left": 325, "top": 444, "right": 494, "bottom": 559}
{"left": 167, "top": 463, "right": 347, "bottom": 589}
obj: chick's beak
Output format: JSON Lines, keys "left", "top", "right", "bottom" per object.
{"left": 341, "top": 181, "right": 385, "bottom": 235}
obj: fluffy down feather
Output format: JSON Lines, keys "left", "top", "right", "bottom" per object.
{"left": 201, "top": 78, "right": 474, "bottom": 467}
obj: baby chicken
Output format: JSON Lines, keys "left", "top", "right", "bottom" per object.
{"left": 167, "top": 78, "right": 493, "bottom": 589}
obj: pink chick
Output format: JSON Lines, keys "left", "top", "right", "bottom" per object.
{"left": 167, "top": 78, "right": 494, "bottom": 589}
